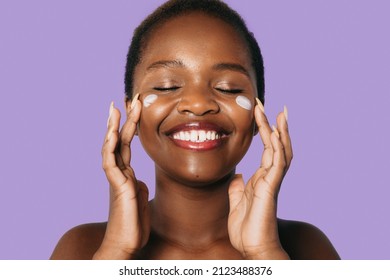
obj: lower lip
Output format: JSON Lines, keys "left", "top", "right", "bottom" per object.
{"left": 169, "top": 137, "right": 225, "bottom": 151}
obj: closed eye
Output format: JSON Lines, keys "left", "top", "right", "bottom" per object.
{"left": 216, "top": 88, "right": 243, "bottom": 94}
{"left": 153, "top": 86, "right": 180, "bottom": 91}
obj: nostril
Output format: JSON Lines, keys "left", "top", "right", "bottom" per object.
{"left": 178, "top": 102, "right": 220, "bottom": 116}
{"left": 177, "top": 96, "right": 220, "bottom": 116}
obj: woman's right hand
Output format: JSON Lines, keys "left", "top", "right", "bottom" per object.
{"left": 93, "top": 94, "right": 150, "bottom": 259}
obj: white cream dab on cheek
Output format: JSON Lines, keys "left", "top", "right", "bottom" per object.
{"left": 143, "top": 94, "right": 158, "bottom": 107}
{"left": 235, "top": 95, "right": 252, "bottom": 110}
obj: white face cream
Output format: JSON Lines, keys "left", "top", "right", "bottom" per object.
{"left": 143, "top": 94, "right": 158, "bottom": 107}
{"left": 235, "top": 95, "right": 252, "bottom": 111}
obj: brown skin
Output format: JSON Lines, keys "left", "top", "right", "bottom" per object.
{"left": 51, "top": 13, "right": 340, "bottom": 260}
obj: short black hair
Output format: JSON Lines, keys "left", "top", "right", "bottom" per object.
{"left": 124, "top": 0, "right": 265, "bottom": 104}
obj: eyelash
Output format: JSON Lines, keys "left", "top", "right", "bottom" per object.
{"left": 153, "top": 87, "right": 243, "bottom": 94}
{"left": 216, "top": 88, "right": 243, "bottom": 94}
{"left": 153, "top": 86, "right": 180, "bottom": 91}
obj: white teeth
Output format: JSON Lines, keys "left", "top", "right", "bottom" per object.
{"left": 199, "top": 130, "right": 206, "bottom": 142}
{"left": 190, "top": 130, "right": 197, "bottom": 142}
{"left": 172, "top": 130, "right": 223, "bottom": 142}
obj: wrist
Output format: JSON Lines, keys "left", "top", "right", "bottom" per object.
{"left": 93, "top": 241, "right": 138, "bottom": 260}
{"left": 242, "top": 244, "right": 290, "bottom": 260}
{"left": 244, "top": 250, "right": 290, "bottom": 260}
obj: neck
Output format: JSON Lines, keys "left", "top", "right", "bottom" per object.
{"left": 150, "top": 168, "right": 235, "bottom": 250}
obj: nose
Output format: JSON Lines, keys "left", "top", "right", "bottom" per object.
{"left": 176, "top": 86, "right": 220, "bottom": 116}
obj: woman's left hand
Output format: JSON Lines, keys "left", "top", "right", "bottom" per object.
{"left": 228, "top": 99, "right": 292, "bottom": 259}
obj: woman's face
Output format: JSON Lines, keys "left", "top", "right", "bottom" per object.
{"left": 131, "top": 12, "right": 258, "bottom": 186}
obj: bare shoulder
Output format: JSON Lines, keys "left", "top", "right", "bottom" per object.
{"left": 50, "top": 222, "right": 107, "bottom": 260}
{"left": 277, "top": 219, "right": 340, "bottom": 260}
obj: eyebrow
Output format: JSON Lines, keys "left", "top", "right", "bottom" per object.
{"left": 146, "top": 60, "right": 185, "bottom": 71}
{"left": 212, "top": 63, "right": 250, "bottom": 78}
{"left": 146, "top": 60, "right": 250, "bottom": 78}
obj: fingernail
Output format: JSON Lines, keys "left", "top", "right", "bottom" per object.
{"left": 110, "top": 101, "right": 114, "bottom": 115}
{"left": 272, "top": 125, "right": 280, "bottom": 139}
{"left": 284, "top": 105, "right": 288, "bottom": 122}
{"left": 255, "top": 98, "right": 265, "bottom": 113}
{"left": 131, "top": 93, "right": 140, "bottom": 110}
{"left": 233, "top": 173, "right": 244, "bottom": 182}
{"left": 107, "top": 101, "right": 114, "bottom": 128}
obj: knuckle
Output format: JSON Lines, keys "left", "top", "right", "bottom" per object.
{"left": 277, "top": 160, "right": 286, "bottom": 170}
{"left": 102, "top": 161, "right": 110, "bottom": 171}
{"left": 102, "top": 157, "right": 114, "bottom": 171}
{"left": 276, "top": 156, "right": 287, "bottom": 170}
{"left": 104, "top": 167, "right": 116, "bottom": 179}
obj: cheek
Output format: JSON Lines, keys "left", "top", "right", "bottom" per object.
{"left": 222, "top": 96, "right": 254, "bottom": 127}
{"left": 139, "top": 96, "right": 167, "bottom": 132}
{"left": 235, "top": 95, "right": 252, "bottom": 111}
{"left": 143, "top": 94, "right": 158, "bottom": 107}
{"left": 138, "top": 95, "right": 173, "bottom": 144}
{"left": 222, "top": 97, "right": 255, "bottom": 139}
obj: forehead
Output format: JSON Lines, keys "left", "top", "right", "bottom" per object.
{"left": 139, "top": 12, "right": 252, "bottom": 68}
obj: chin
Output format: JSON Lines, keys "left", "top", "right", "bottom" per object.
{"left": 160, "top": 162, "right": 236, "bottom": 189}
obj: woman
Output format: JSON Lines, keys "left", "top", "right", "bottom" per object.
{"left": 51, "top": 0, "right": 339, "bottom": 260}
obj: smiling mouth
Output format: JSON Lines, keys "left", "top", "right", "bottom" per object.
{"left": 172, "top": 130, "right": 222, "bottom": 142}
{"left": 166, "top": 122, "right": 229, "bottom": 151}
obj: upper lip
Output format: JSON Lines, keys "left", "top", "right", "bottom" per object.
{"left": 164, "top": 121, "right": 230, "bottom": 136}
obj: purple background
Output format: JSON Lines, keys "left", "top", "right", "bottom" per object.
{"left": 1, "top": 0, "right": 389, "bottom": 259}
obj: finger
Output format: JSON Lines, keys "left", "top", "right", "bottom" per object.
{"left": 102, "top": 133, "right": 130, "bottom": 189}
{"left": 260, "top": 130, "right": 287, "bottom": 197}
{"left": 277, "top": 106, "right": 293, "bottom": 170}
{"left": 103, "top": 102, "right": 120, "bottom": 143}
{"left": 120, "top": 94, "right": 141, "bottom": 166}
{"left": 102, "top": 103, "right": 129, "bottom": 188}
{"left": 102, "top": 102, "right": 127, "bottom": 170}
{"left": 255, "top": 99, "right": 273, "bottom": 169}
{"left": 115, "top": 152, "right": 126, "bottom": 171}
{"left": 228, "top": 174, "right": 245, "bottom": 212}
